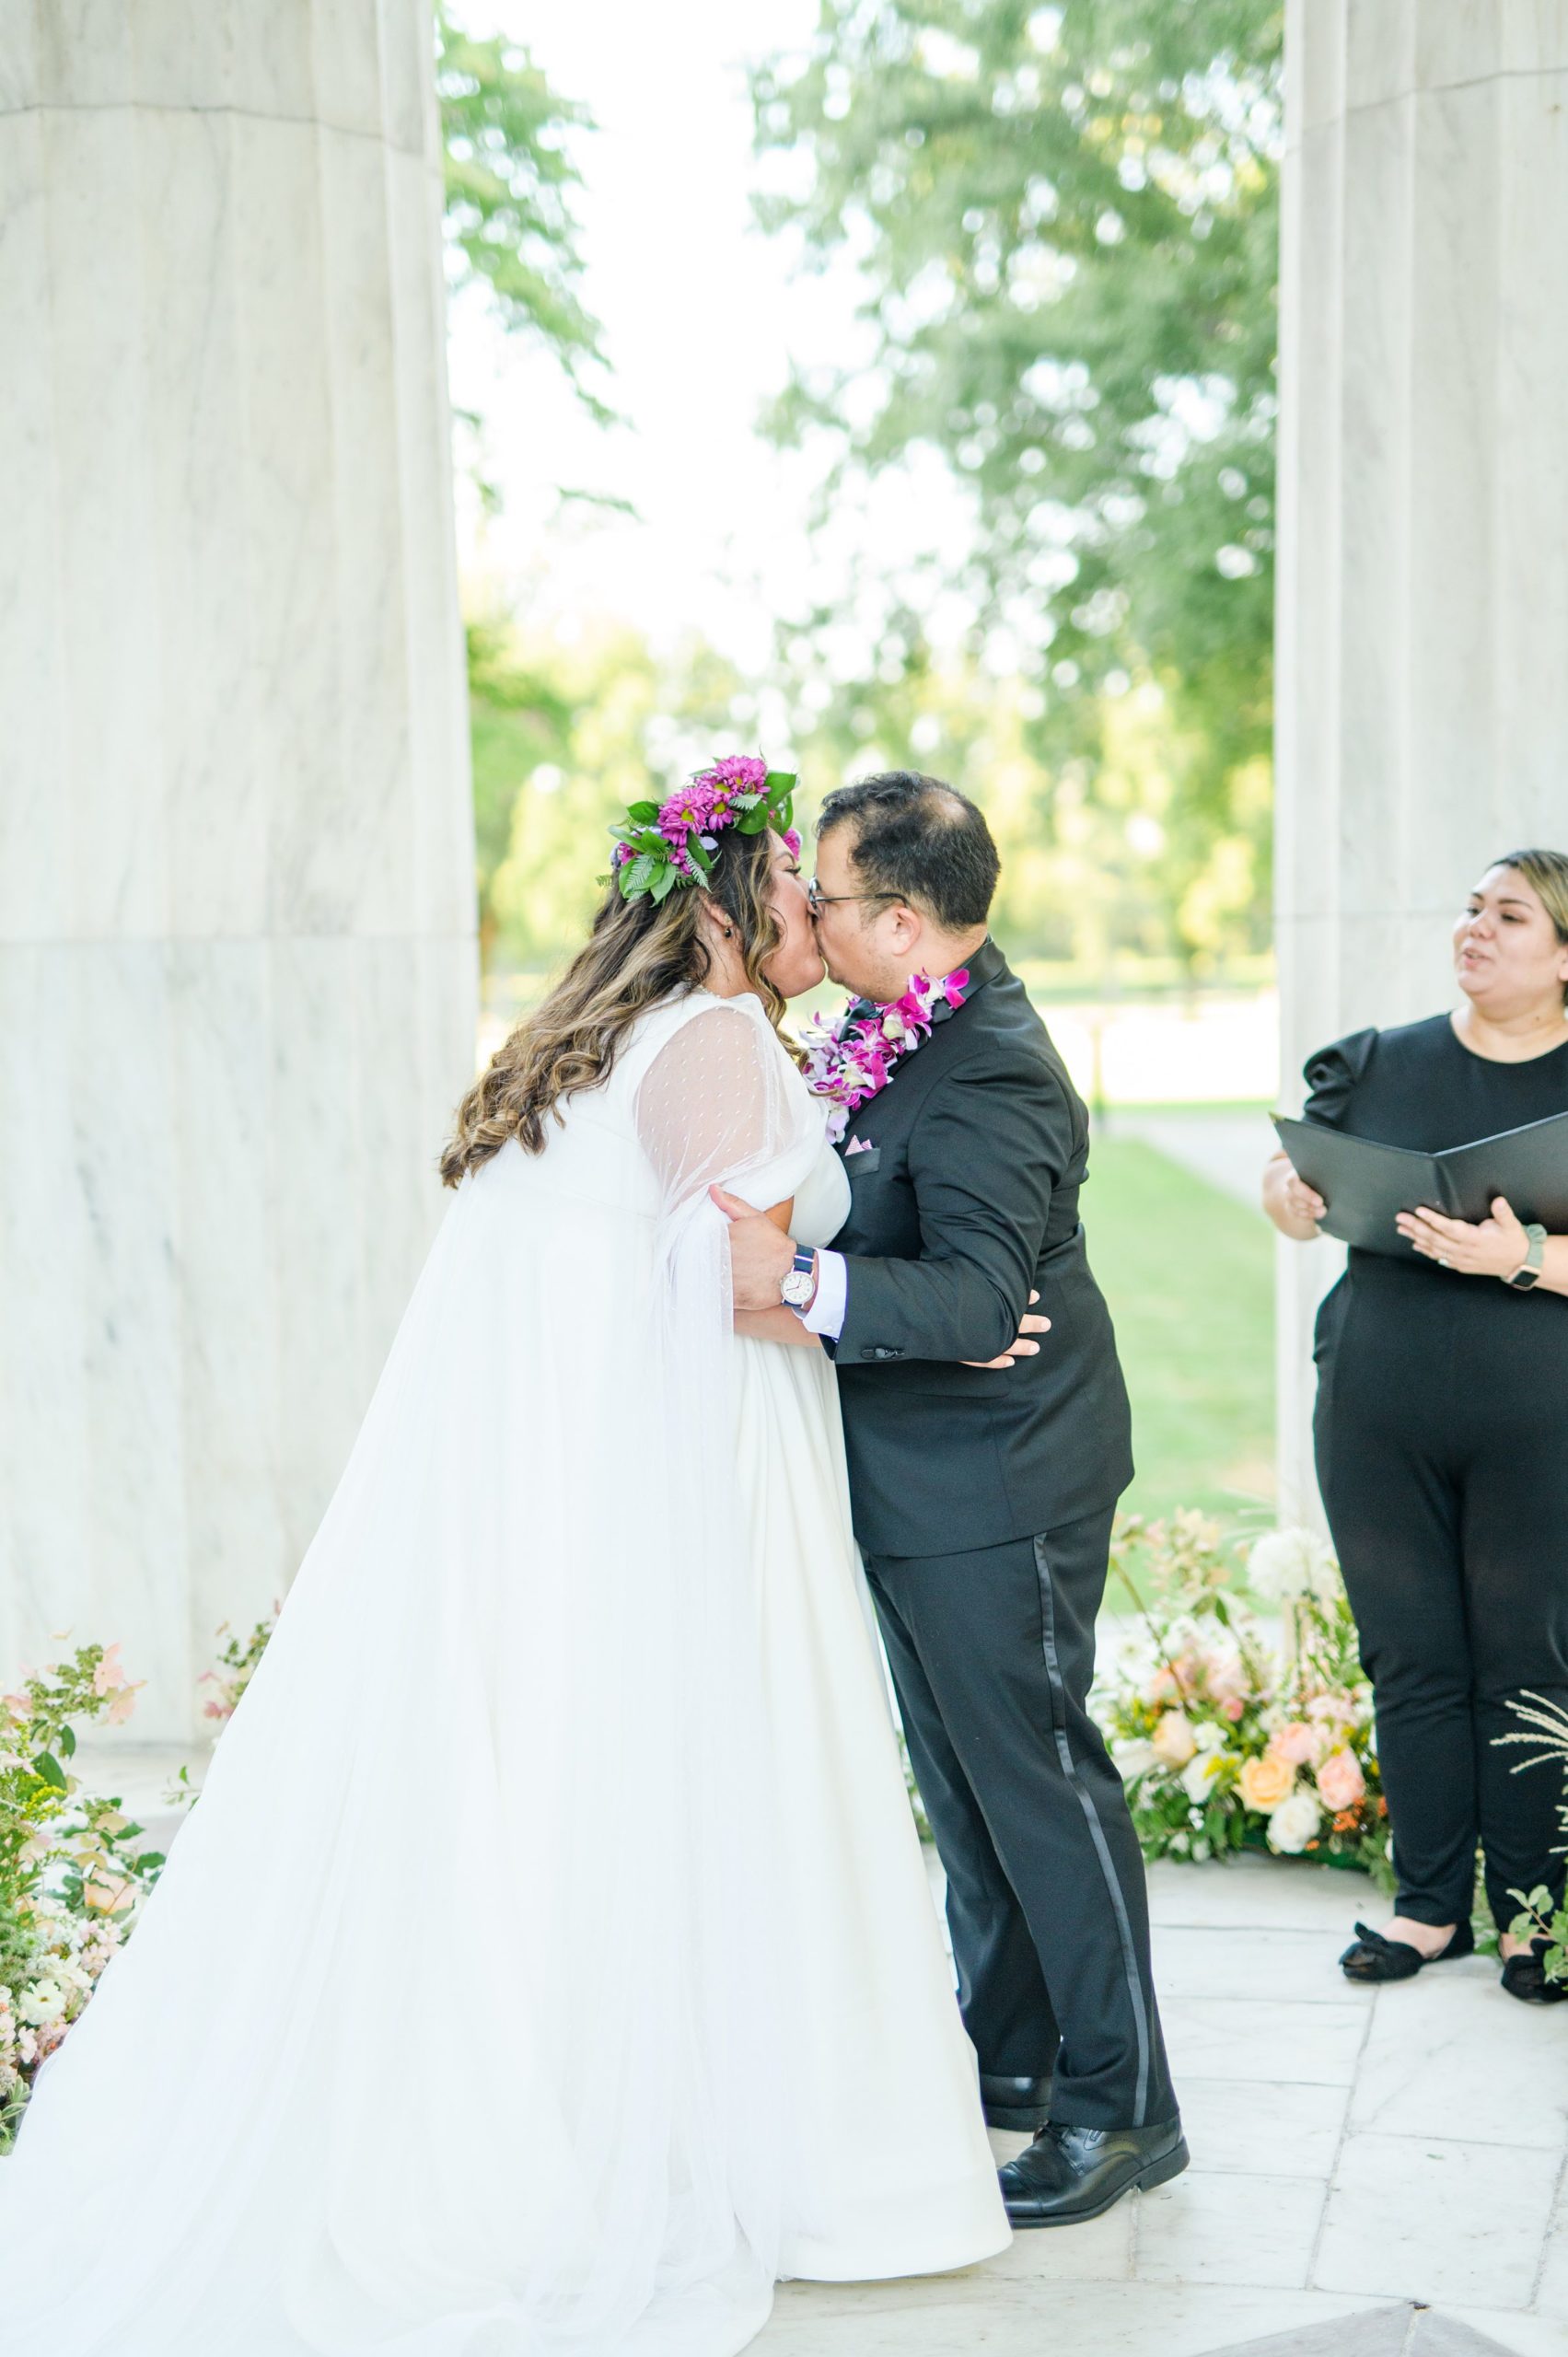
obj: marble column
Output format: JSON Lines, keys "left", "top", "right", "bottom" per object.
{"left": 0, "top": 2, "right": 478, "bottom": 1736}
{"left": 1273, "top": 0, "right": 1568, "bottom": 1516}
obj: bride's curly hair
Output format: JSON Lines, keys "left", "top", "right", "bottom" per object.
{"left": 440, "top": 825, "right": 789, "bottom": 1184}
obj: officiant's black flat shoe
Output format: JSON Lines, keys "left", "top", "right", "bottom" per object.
{"left": 998, "top": 2119, "right": 1189, "bottom": 2228}
{"left": 1339, "top": 1917, "right": 1474, "bottom": 1983}
{"left": 1501, "top": 1938, "right": 1567, "bottom": 2005}
{"left": 981, "top": 2072, "right": 1052, "bottom": 2132}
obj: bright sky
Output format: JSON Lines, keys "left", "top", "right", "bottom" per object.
{"left": 447, "top": 0, "right": 973, "bottom": 676}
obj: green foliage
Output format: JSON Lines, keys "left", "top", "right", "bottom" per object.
{"left": 468, "top": 621, "right": 771, "bottom": 977}
{"left": 436, "top": 3, "right": 611, "bottom": 421}
{"left": 1499, "top": 1693, "right": 1568, "bottom": 1984}
{"left": 0, "top": 1646, "right": 164, "bottom": 2150}
{"left": 752, "top": 0, "right": 1282, "bottom": 957}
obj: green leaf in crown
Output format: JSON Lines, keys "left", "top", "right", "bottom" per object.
{"left": 608, "top": 755, "right": 799, "bottom": 902}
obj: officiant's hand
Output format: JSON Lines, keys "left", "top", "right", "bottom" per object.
{"left": 710, "top": 1185, "right": 797, "bottom": 1308}
{"left": 965, "top": 1292, "right": 1051, "bottom": 1368}
{"left": 1398, "top": 1195, "right": 1528, "bottom": 1278}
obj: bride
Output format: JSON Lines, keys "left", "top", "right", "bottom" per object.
{"left": 0, "top": 759, "right": 1009, "bottom": 2355}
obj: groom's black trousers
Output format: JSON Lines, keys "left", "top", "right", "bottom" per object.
{"left": 863, "top": 1508, "right": 1176, "bottom": 2133}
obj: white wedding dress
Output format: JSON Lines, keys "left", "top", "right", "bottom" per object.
{"left": 0, "top": 989, "right": 1006, "bottom": 2356}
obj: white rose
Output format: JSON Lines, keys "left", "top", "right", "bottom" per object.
{"left": 1248, "top": 1527, "right": 1340, "bottom": 1605}
{"left": 1112, "top": 1738, "right": 1158, "bottom": 1779}
{"left": 1192, "top": 1720, "right": 1226, "bottom": 1754}
{"left": 19, "top": 1979, "right": 66, "bottom": 2026}
{"left": 1267, "top": 1789, "right": 1323, "bottom": 1854}
{"left": 1181, "top": 1749, "right": 1230, "bottom": 1805}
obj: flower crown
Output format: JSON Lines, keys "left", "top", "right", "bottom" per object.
{"left": 608, "top": 755, "right": 799, "bottom": 904}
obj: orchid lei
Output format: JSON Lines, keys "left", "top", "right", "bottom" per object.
{"left": 802, "top": 970, "right": 971, "bottom": 1144}
{"left": 607, "top": 755, "right": 799, "bottom": 904}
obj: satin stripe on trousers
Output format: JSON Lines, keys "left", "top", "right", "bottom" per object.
{"left": 863, "top": 1511, "right": 1177, "bottom": 2132}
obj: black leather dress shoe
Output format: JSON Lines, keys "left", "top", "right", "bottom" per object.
{"left": 998, "top": 2119, "right": 1189, "bottom": 2227}
{"left": 980, "top": 2072, "right": 1053, "bottom": 2132}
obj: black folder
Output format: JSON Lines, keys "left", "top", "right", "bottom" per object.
{"left": 1272, "top": 1110, "right": 1568, "bottom": 1257}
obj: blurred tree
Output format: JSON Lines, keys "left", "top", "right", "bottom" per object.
{"left": 436, "top": 3, "right": 612, "bottom": 423}
{"left": 752, "top": 0, "right": 1282, "bottom": 957}
{"left": 470, "top": 622, "right": 767, "bottom": 978}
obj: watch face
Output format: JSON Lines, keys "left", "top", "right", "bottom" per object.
{"left": 781, "top": 1269, "right": 814, "bottom": 1307}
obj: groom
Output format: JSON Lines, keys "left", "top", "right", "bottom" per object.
{"left": 721, "top": 771, "right": 1185, "bottom": 2227}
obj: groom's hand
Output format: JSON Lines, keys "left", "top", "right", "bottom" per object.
{"left": 964, "top": 1290, "right": 1050, "bottom": 1369}
{"left": 710, "top": 1184, "right": 797, "bottom": 1309}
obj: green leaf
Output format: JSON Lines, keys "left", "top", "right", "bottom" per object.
{"left": 624, "top": 853, "right": 657, "bottom": 894}
{"left": 737, "top": 808, "right": 769, "bottom": 834}
{"left": 650, "top": 866, "right": 679, "bottom": 903}
{"left": 762, "top": 770, "right": 796, "bottom": 795}
{"left": 625, "top": 800, "right": 660, "bottom": 822}
{"left": 34, "top": 1753, "right": 66, "bottom": 1792}
{"left": 58, "top": 1724, "right": 75, "bottom": 1758}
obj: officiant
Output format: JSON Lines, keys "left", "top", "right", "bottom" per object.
{"left": 1264, "top": 849, "right": 1568, "bottom": 2004}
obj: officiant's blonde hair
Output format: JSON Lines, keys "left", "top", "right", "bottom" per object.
{"left": 1494, "top": 848, "right": 1568, "bottom": 1004}
{"left": 440, "top": 826, "right": 788, "bottom": 1184}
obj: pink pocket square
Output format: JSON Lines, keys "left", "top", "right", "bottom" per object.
{"left": 846, "top": 1135, "right": 874, "bottom": 1155}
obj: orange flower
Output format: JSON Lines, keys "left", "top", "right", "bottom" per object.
{"left": 1238, "top": 1754, "right": 1295, "bottom": 1812}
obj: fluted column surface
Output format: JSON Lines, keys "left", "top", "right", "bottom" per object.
{"left": 0, "top": 1, "right": 478, "bottom": 1734}
{"left": 1274, "top": 0, "right": 1568, "bottom": 1513}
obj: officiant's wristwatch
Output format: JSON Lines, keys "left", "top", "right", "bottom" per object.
{"left": 1505, "top": 1223, "right": 1548, "bottom": 1290}
{"left": 781, "top": 1247, "right": 819, "bottom": 1315}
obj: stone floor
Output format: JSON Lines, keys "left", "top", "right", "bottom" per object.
{"left": 75, "top": 1747, "right": 1568, "bottom": 2353}
{"left": 755, "top": 1854, "right": 1568, "bottom": 2357}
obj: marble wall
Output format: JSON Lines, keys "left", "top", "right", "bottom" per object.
{"left": 1274, "top": 0, "right": 1568, "bottom": 1513}
{"left": 0, "top": 2, "right": 479, "bottom": 1735}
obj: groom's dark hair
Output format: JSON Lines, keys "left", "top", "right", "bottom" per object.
{"left": 817, "top": 772, "right": 999, "bottom": 931}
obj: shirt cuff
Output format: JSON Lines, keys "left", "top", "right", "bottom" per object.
{"left": 800, "top": 1248, "right": 848, "bottom": 1340}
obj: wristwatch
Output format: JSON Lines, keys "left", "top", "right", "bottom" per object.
{"left": 1506, "top": 1223, "right": 1548, "bottom": 1290}
{"left": 780, "top": 1246, "right": 818, "bottom": 1315}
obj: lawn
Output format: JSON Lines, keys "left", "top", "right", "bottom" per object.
{"left": 1079, "top": 1135, "right": 1275, "bottom": 1538}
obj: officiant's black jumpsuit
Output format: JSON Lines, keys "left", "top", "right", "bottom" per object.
{"left": 1304, "top": 1016, "right": 1568, "bottom": 1930}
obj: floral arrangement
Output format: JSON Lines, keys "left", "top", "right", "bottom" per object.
{"left": 0, "top": 1644, "right": 165, "bottom": 2151}
{"left": 1499, "top": 1691, "right": 1568, "bottom": 1988}
{"left": 802, "top": 969, "right": 970, "bottom": 1144}
{"left": 198, "top": 1612, "right": 278, "bottom": 1726}
{"left": 606, "top": 755, "right": 798, "bottom": 904}
{"left": 1094, "top": 1513, "right": 1391, "bottom": 1884}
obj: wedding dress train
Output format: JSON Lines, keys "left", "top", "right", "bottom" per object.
{"left": 0, "top": 988, "right": 1006, "bottom": 2354}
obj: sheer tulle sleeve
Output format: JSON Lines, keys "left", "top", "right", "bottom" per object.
{"left": 634, "top": 998, "right": 817, "bottom": 1221}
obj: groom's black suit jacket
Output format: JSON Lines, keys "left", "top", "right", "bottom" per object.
{"left": 824, "top": 937, "right": 1132, "bottom": 1559}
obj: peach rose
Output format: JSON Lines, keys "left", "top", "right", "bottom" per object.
{"left": 1151, "top": 1711, "right": 1198, "bottom": 1768}
{"left": 1315, "top": 1748, "right": 1366, "bottom": 1813}
{"left": 1238, "top": 1753, "right": 1296, "bottom": 1812}
{"left": 1270, "top": 1721, "right": 1318, "bottom": 1768}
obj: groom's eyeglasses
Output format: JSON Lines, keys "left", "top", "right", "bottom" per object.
{"left": 806, "top": 881, "right": 900, "bottom": 916}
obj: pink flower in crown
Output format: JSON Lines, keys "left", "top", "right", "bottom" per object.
{"left": 657, "top": 778, "right": 721, "bottom": 842}
{"left": 703, "top": 754, "right": 769, "bottom": 793}
{"left": 783, "top": 825, "right": 802, "bottom": 859}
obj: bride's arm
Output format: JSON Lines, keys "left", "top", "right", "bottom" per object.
{"left": 731, "top": 1199, "right": 824, "bottom": 1350}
